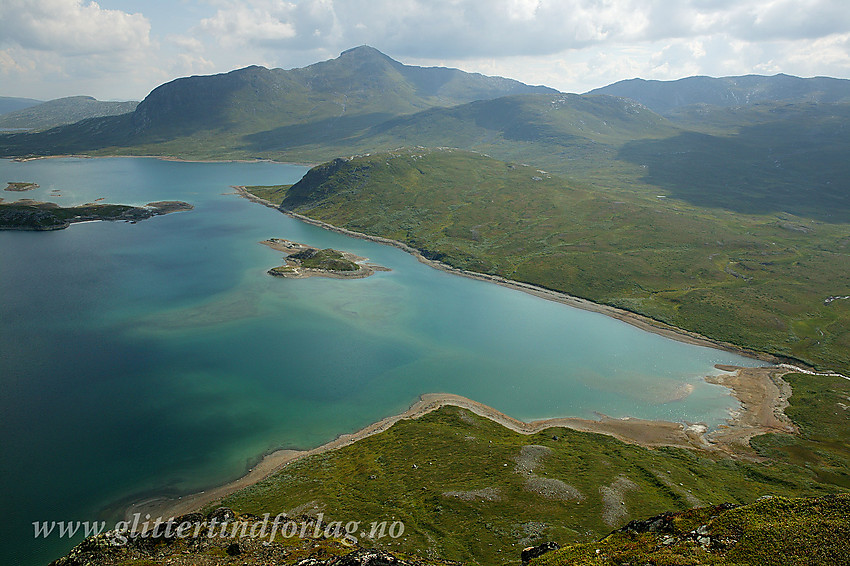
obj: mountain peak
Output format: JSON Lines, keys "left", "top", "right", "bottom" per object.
{"left": 339, "top": 45, "right": 391, "bottom": 59}
{"left": 335, "top": 45, "right": 399, "bottom": 69}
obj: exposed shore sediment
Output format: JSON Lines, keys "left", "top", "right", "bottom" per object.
{"left": 128, "top": 365, "right": 798, "bottom": 522}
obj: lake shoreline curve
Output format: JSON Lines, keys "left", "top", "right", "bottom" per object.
{"left": 122, "top": 186, "right": 812, "bottom": 523}
{"left": 126, "top": 364, "right": 799, "bottom": 523}
{"left": 232, "top": 185, "right": 797, "bottom": 367}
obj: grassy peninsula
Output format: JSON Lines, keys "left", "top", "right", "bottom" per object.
{"left": 0, "top": 200, "right": 193, "bottom": 230}
{"left": 244, "top": 148, "right": 850, "bottom": 375}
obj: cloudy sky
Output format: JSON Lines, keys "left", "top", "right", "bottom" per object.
{"left": 2, "top": 0, "right": 849, "bottom": 101}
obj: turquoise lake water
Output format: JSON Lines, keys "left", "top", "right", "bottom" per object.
{"left": 0, "top": 157, "right": 759, "bottom": 565}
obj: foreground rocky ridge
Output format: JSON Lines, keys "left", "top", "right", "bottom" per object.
{"left": 50, "top": 495, "right": 850, "bottom": 566}
{"left": 50, "top": 507, "right": 457, "bottom": 566}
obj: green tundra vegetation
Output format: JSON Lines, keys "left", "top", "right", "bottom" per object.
{"left": 244, "top": 145, "right": 850, "bottom": 375}
{"left": 215, "top": 371, "right": 849, "bottom": 565}
{"left": 269, "top": 247, "right": 360, "bottom": 275}
{"left": 291, "top": 247, "right": 360, "bottom": 271}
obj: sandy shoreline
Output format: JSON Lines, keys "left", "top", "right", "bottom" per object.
{"left": 128, "top": 365, "right": 799, "bottom": 522}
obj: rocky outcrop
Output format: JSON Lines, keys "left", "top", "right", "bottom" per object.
{"left": 521, "top": 541, "right": 560, "bottom": 564}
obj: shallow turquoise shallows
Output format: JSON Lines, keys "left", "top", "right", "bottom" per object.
{"left": 0, "top": 158, "right": 758, "bottom": 565}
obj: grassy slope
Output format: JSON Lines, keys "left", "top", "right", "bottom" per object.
{"left": 293, "top": 248, "right": 360, "bottom": 271}
{"left": 246, "top": 95, "right": 850, "bottom": 218}
{"left": 217, "top": 370, "right": 849, "bottom": 565}
{"left": 246, "top": 147, "right": 850, "bottom": 374}
{"left": 751, "top": 372, "right": 850, "bottom": 489}
{"left": 586, "top": 73, "right": 850, "bottom": 115}
{"left": 620, "top": 103, "right": 850, "bottom": 223}
{"left": 247, "top": 93, "right": 680, "bottom": 177}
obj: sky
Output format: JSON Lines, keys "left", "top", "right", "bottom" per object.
{"left": 1, "top": 0, "right": 849, "bottom": 101}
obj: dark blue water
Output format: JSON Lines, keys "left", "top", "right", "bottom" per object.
{"left": 0, "top": 158, "right": 758, "bottom": 565}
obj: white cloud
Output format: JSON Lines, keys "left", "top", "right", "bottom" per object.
{"left": 0, "top": 0, "right": 151, "bottom": 55}
{"left": 0, "top": 1, "right": 218, "bottom": 100}
{"left": 780, "top": 33, "right": 850, "bottom": 75}
{"left": 1, "top": 0, "right": 849, "bottom": 100}
{"left": 0, "top": 1, "right": 160, "bottom": 99}
{"left": 192, "top": 0, "right": 850, "bottom": 59}
{"left": 196, "top": 0, "right": 628, "bottom": 56}
{"left": 198, "top": 0, "right": 335, "bottom": 49}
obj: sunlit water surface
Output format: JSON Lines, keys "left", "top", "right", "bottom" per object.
{"left": 0, "top": 158, "right": 758, "bottom": 565}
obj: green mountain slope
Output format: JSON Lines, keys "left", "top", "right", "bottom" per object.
{"left": 131, "top": 45, "right": 555, "bottom": 137}
{"left": 252, "top": 148, "right": 850, "bottom": 373}
{"left": 587, "top": 73, "right": 850, "bottom": 115}
{"left": 243, "top": 92, "right": 679, "bottom": 179}
{"left": 618, "top": 102, "right": 850, "bottom": 222}
{"left": 50, "top": 493, "right": 850, "bottom": 566}
{"left": 0, "top": 96, "right": 137, "bottom": 131}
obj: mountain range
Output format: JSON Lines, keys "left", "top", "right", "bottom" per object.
{"left": 0, "top": 46, "right": 555, "bottom": 157}
{"left": 3, "top": 46, "right": 849, "bottom": 166}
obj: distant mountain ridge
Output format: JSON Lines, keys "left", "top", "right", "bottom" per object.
{"left": 278, "top": 92, "right": 679, "bottom": 176}
{"left": 0, "top": 96, "right": 138, "bottom": 131}
{"left": 0, "top": 96, "right": 42, "bottom": 117}
{"left": 587, "top": 73, "right": 850, "bottom": 115}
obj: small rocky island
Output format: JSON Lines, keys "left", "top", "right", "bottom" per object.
{"left": 5, "top": 181, "right": 39, "bottom": 192}
{"left": 261, "top": 238, "right": 388, "bottom": 279}
{"left": 0, "top": 200, "right": 193, "bottom": 230}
